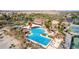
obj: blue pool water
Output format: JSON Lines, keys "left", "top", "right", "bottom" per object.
{"left": 27, "top": 28, "right": 51, "bottom": 47}
{"left": 31, "top": 28, "right": 45, "bottom": 34}
{"left": 70, "top": 26, "right": 79, "bottom": 33}
{"left": 70, "top": 36, "right": 79, "bottom": 49}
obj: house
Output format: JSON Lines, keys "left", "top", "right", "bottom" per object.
{"left": 33, "top": 18, "right": 48, "bottom": 25}
{"left": 66, "top": 17, "right": 73, "bottom": 23}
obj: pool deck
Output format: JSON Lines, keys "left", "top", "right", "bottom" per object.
{"left": 26, "top": 23, "right": 68, "bottom": 49}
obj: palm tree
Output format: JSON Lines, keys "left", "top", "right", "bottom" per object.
{"left": 71, "top": 14, "right": 79, "bottom": 24}
{"left": 44, "top": 19, "right": 52, "bottom": 31}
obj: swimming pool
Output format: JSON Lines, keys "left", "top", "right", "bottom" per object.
{"left": 69, "top": 25, "right": 79, "bottom": 35}
{"left": 70, "top": 36, "right": 79, "bottom": 49}
{"left": 70, "top": 26, "right": 79, "bottom": 33}
{"left": 27, "top": 28, "right": 51, "bottom": 48}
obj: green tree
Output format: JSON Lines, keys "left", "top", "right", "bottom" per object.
{"left": 44, "top": 19, "right": 52, "bottom": 31}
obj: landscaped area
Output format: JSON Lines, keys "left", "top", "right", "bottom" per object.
{"left": 0, "top": 10, "right": 79, "bottom": 49}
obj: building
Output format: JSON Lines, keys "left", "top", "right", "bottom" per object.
{"left": 66, "top": 17, "right": 73, "bottom": 23}
{"left": 33, "top": 18, "right": 48, "bottom": 25}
